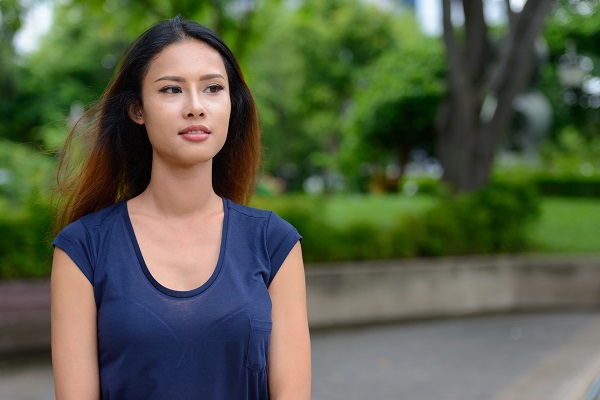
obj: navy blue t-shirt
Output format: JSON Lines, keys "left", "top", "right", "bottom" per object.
{"left": 52, "top": 198, "right": 301, "bottom": 400}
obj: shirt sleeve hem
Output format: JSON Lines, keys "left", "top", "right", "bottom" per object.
{"left": 267, "top": 229, "right": 302, "bottom": 287}
{"left": 52, "top": 234, "right": 94, "bottom": 284}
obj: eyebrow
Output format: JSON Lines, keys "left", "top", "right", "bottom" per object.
{"left": 154, "top": 73, "right": 225, "bottom": 83}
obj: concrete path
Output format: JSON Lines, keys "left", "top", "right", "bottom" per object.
{"left": 2, "top": 312, "right": 600, "bottom": 399}
{"left": 311, "top": 312, "right": 600, "bottom": 400}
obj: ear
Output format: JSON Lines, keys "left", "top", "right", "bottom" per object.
{"left": 128, "top": 103, "right": 144, "bottom": 125}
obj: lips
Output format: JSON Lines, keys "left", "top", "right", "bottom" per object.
{"left": 179, "top": 125, "right": 211, "bottom": 135}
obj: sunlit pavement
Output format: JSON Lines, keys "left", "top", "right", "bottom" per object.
{"left": 1, "top": 312, "right": 600, "bottom": 400}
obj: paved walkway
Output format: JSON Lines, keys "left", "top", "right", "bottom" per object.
{"left": 312, "top": 312, "right": 600, "bottom": 400}
{"left": 3, "top": 312, "right": 600, "bottom": 399}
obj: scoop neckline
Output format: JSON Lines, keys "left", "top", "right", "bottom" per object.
{"left": 122, "top": 197, "right": 229, "bottom": 298}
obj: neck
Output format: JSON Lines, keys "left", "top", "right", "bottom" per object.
{"left": 137, "top": 160, "right": 221, "bottom": 218}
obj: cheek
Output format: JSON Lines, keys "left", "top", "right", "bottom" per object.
{"left": 215, "top": 101, "right": 232, "bottom": 128}
{"left": 224, "top": 97, "right": 233, "bottom": 119}
{"left": 144, "top": 102, "right": 176, "bottom": 125}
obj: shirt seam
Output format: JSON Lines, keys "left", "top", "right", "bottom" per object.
{"left": 228, "top": 203, "right": 271, "bottom": 221}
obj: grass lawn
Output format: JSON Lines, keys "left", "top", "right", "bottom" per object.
{"left": 322, "top": 193, "right": 437, "bottom": 227}
{"left": 528, "top": 197, "right": 600, "bottom": 254}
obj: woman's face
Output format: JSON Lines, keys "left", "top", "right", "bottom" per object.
{"left": 130, "top": 39, "right": 231, "bottom": 168}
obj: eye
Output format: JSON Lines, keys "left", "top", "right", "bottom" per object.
{"left": 159, "top": 86, "right": 182, "bottom": 94}
{"left": 205, "top": 84, "right": 225, "bottom": 94}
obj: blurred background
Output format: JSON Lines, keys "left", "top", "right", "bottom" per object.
{"left": 1, "top": 0, "right": 600, "bottom": 271}
{"left": 1, "top": 0, "right": 600, "bottom": 399}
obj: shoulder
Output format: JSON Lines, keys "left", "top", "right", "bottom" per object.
{"left": 55, "top": 202, "right": 125, "bottom": 242}
{"left": 225, "top": 198, "right": 297, "bottom": 235}
{"left": 77, "top": 202, "right": 125, "bottom": 230}
{"left": 225, "top": 198, "right": 301, "bottom": 285}
{"left": 225, "top": 198, "right": 272, "bottom": 220}
{"left": 52, "top": 202, "right": 126, "bottom": 285}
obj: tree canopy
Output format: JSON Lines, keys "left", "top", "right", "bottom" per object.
{"left": 1, "top": 0, "right": 597, "bottom": 195}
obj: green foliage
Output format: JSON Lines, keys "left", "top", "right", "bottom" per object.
{"left": 495, "top": 126, "right": 600, "bottom": 197}
{"left": 343, "top": 33, "right": 445, "bottom": 158}
{"left": 541, "top": 0, "right": 600, "bottom": 138}
{"left": 537, "top": 126, "right": 600, "bottom": 197}
{"left": 247, "top": 0, "right": 399, "bottom": 185}
{"left": 394, "top": 181, "right": 540, "bottom": 255}
{"left": 0, "top": 0, "right": 24, "bottom": 37}
{"left": 445, "top": 181, "right": 539, "bottom": 252}
{"left": 0, "top": 0, "right": 25, "bottom": 140}
{"left": 0, "top": 140, "right": 54, "bottom": 279}
{"left": 539, "top": 125, "right": 600, "bottom": 176}
{"left": 534, "top": 176, "right": 600, "bottom": 197}
{"left": 2, "top": 5, "right": 134, "bottom": 145}
{"left": 0, "top": 139, "right": 54, "bottom": 204}
{"left": 406, "top": 181, "right": 540, "bottom": 255}
{"left": 545, "top": 0, "right": 600, "bottom": 59}
{"left": 340, "top": 33, "right": 445, "bottom": 190}
{"left": 0, "top": 195, "right": 53, "bottom": 279}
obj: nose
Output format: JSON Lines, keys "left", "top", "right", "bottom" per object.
{"left": 184, "top": 92, "right": 205, "bottom": 118}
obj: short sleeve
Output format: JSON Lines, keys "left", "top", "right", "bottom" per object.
{"left": 52, "top": 220, "right": 95, "bottom": 284}
{"left": 266, "top": 212, "right": 302, "bottom": 286}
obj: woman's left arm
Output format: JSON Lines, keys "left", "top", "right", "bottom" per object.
{"left": 268, "top": 241, "right": 311, "bottom": 399}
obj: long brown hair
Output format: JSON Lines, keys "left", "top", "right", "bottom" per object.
{"left": 53, "top": 16, "right": 261, "bottom": 234}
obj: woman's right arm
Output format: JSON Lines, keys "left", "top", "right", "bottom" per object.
{"left": 51, "top": 247, "right": 100, "bottom": 399}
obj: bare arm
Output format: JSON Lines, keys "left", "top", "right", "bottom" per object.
{"left": 268, "top": 241, "right": 311, "bottom": 399}
{"left": 51, "top": 247, "right": 100, "bottom": 399}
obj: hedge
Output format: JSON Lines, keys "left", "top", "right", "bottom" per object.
{"left": 534, "top": 175, "right": 600, "bottom": 198}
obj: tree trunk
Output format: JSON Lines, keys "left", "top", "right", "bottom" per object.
{"left": 437, "top": 0, "right": 555, "bottom": 193}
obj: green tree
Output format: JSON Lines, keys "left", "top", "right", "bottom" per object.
{"left": 341, "top": 26, "right": 445, "bottom": 191}
{"left": 247, "top": 0, "right": 397, "bottom": 189}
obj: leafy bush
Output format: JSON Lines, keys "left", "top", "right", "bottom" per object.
{"left": 417, "top": 180, "right": 540, "bottom": 254}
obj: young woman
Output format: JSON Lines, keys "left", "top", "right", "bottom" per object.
{"left": 51, "top": 16, "right": 311, "bottom": 399}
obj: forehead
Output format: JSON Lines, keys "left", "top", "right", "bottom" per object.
{"left": 145, "top": 39, "right": 227, "bottom": 79}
